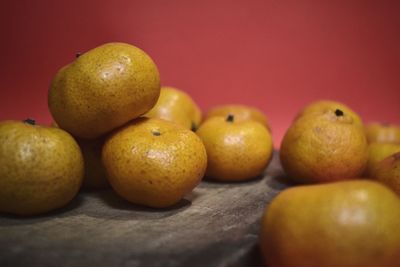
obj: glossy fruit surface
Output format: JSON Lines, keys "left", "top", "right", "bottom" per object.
{"left": 196, "top": 115, "right": 273, "bottom": 181}
{"left": 102, "top": 118, "right": 207, "bottom": 208}
{"left": 0, "top": 120, "right": 84, "bottom": 215}
{"left": 49, "top": 42, "right": 160, "bottom": 139}
{"left": 260, "top": 180, "right": 400, "bottom": 267}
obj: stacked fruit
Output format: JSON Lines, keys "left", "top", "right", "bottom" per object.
{"left": 260, "top": 100, "right": 400, "bottom": 267}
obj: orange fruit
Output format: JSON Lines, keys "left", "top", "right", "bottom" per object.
{"left": 365, "top": 122, "right": 400, "bottom": 144}
{"left": 203, "top": 104, "right": 270, "bottom": 131}
{"left": 49, "top": 42, "right": 160, "bottom": 139}
{"left": 364, "top": 142, "right": 400, "bottom": 177}
{"left": 196, "top": 114, "right": 273, "bottom": 181}
{"left": 260, "top": 180, "right": 400, "bottom": 267}
{"left": 280, "top": 108, "right": 368, "bottom": 183}
{"left": 0, "top": 119, "right": 84, "bottom": 215}
{"left": 102, "top": 118, "right": 207, "bottom": 208}
{"left": 296, "top": 100, "right": 363, "bottom": 127}
{"left": 371, "top": 152, "right": 400, "bottom": 195}
{"left": 144, "top": 86, "right": 202, "bottom": 130}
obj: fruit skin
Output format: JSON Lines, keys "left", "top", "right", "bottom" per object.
{"left": 260, "top": 180, "right": 400, "bottom": 267}
{"left": 365, "top": 122, "right": 400, "bottom": 144}
{"left": 0, "top": 120, "right": 84, "bottom": 215}
{"left": 365, "top": 142, "right": 400, "bottom": 177}
{"left": 102, "top": 118, "right": 207, "bottom": 208}
{"left": 371, "top": 152, "right": 400, "bottom": 195}
{"left": 76, "top": 136, "right": 109, "bottom": 189}
{"left": 296, "top": 100, "right": 363, "bottom": 127}
{"left": 280, "top": 109, "right": 368, "bottom": 184}
{"left": 49, "top": 42, "right": 161, "bottom": 139}
{"left": 144, "top": 86, "right": 202, "bottom": 130}
{"left": 203, "top": 104, "right": 270, "bottom": 131}
{"left": 196, "top": 115, "right": 273, "bottom": 181}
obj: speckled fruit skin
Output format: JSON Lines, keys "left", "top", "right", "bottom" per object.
{"left": 372, "top": 152, "right": 400, "bottom": 196}
{"left": 365, "top": 122, "right": 400, "bottom": 144}
{"left": 280, "top": 109, "right": 368, "bottom": 184}
{"left": 102, "top": 118, "right": 207, "bottom": 208}
{"left": 203, "top": 104, "right": 270, "bottom": 131}
{"left": 196, "top": 115, "right": 273, "bottom": 181}
{"left": 260, "top": 180, "right": 400, "bottom": 267}
{"left": 295, "top": 100, "right": 364, "bottom": 127}
{"left": 49, "top": 42, "right": 161, "bottom": 139}
{"left": 0, "top": 120, "right": 84, "bottom": 215}
{"left": 144, "top": 86, "right": 202, "bottom": 130}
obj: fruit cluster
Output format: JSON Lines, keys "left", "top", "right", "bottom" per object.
{"left": 1, "top": 42, "right": 399, "bottom": 267}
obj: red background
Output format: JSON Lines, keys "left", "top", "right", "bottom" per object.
{"left": 1, "top": 0, "right": 399, "bottom": 147}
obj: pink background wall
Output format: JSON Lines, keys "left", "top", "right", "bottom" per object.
{"left": 1, "top": 0, "right": 399, "bottom": 147}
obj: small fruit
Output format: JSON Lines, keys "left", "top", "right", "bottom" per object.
{"left": 260, "top": 180, "right": 400, "bottom": 267}
{"left": 49, "top": 42, "right": 161, "bottom": 139}
{"left": 203, "top": 104, "right": 270, "bottom": 131}
{"left": 280, "top": 108, "right": 368, "bottom": 183}
{"left": 196, "top": 114, "right": 273, "bottom": 181}
{"left": 76, "top": 136, "right": 109, "bottom": 189}
{"left": 365, "top": 122, "right": 400, "bottom": 144}
{"left": 102, "top": 118, "right": 207, "bottom": 208}
{"left": 371, "top": 152, "right": 400, "bottom": 195}
{"left": 365, "top": 142, "right": 400, "bottom": 177}
{"left": 0, "top": 119, "right": 84, "bottom": 215}
{"left": 144, "top": 86, "right": 202, "bottom": 130}
{"left": 296, "top": 100, "right": 363, "bottom": 127}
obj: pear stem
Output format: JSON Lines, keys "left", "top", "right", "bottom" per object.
{"left": 226, "top": 114, "right": 235, "bottom": 122}
{"left": 335, "top": 109, "right": 344, "bottom": 117}
{"left": 75, "top": 52, "right": 81, "bottom": 58}
{"left": 23, "top": 118, "right": 36, "bottom": 125}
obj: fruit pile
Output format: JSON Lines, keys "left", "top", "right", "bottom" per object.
{"left": 0, "top": 42, "right": 399, "bottom": 266}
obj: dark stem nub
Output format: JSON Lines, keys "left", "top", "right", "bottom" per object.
{"left": 23, "top": 118, "right": 36, "bottom": 125}
{"left": 226, "top": 114, "right": 235, "bottom": 123}
{"left": 152, "top": 131, "right": 161, "bottom": 136}
{"left": 334, "top": 109, "right": 344, "bottom": 117}
{"left": 191, "top": 122, "right": 197, "bottom": 132}
{"left": 75, "top": 52, "right": 81, "bottom": 58}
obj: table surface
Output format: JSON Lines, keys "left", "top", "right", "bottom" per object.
{"left": 0, "top": 152, "right": 291, "bottom": 267}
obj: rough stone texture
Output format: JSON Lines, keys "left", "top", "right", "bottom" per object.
{"left": 0, "top": 152, "right": 291, "bottom": 267}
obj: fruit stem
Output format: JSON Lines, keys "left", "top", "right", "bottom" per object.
{"left": 226, "top": 114, "right": 235, "bottom": 123}
{"left": 334, "top": 109, "right": 344, "bottom": 117}
{"left": 152, "top": 131, "right": 161, "bottom": 136}
{"left": 191, "top": 122, "right": 197, "bottom": 132}
{"left": 75, "top": 52, "right": 81, "bottom": 58}
{"left": 23, "top": 118, "right": 36, "bottom": 125}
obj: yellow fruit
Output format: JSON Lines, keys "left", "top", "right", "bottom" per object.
{"left": 371, "top": 152, "right": 400, "bottom": 195}
{"left": 365, "top": 122, "right": 400, "bottom": 144}
{"left": 296, "top": 100, "right": 363, "bottom": 127}
{"left": 49, "top": 42, "right": 160, "bottom": 139}
{"left": 365, "top": 142, "right": 400, "bottom": 177}
{"left": 280, "top": 109, "right": 368, "bottom": 183}
{"left": 196, "top": 114, "right": 273, "bottom": 181}
{"left": 144, "top": 86, "right": 202, "bottom": 130}
{"left": 0, "top": 119, "right": 84, "bottom": 215}
{"left": 260, "top": 180, "right": 400, "bottom": 267}
{"left": 203, "top": 104, "right": 270, "bottom": 131}
{"left": 102, "top": 118, "right": 207, "bottom": 208}
{"left": 76, "top": 136, "right": 109, "bottom": 189}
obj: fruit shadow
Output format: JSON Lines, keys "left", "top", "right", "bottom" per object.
{"left": 0, "top": 193, "right": 85, "bottom": 226}
{"left": 78, "top": 189, "right": 193, "bottom": 221}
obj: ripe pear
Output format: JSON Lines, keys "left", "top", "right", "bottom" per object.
{"left": 365, "top": 142, "right": 400, "bottom": 177}
{"left": 49, "top": 42, "right": 160, "bottom": 139}
{"left": 371, "top": 152, "right": 400, "bottom": 195}
{"left": 144, "top": 86, "right": 202, "bottom": 130}
{"left": 0, "top": 119, "right": 84, "bottom": 215}
{"left": 260, "top": 180, "right": 400, "bottom": 267}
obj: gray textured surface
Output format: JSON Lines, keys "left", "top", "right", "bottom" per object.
{"left": 0, "top": 152, "right": 290, "bottom": 267}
